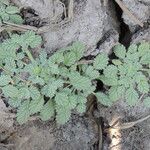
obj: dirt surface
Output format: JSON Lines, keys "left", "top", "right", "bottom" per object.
{"left": 0, "top": 0, "right": 150, "bottom": 150}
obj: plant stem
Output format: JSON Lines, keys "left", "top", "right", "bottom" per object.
{"left": 24, "top": 48, "right": 34, "bottom": 63}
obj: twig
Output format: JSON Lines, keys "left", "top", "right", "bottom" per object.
{"left": 77, "top": 60, "right": 93, "bottom": 65}
{"left": 112, "top": 114, "right": 150, "bottom": 130}
{"left": 3, "top": 21, "right": 38, "bottom": 31}
{"left": 68, "top": 0, "right": 74, "bottom": 20}
{"left": 115, "top": 0, "right": 144, "bottom": 27}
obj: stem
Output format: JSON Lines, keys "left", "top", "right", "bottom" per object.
{"left": 23, "top": 48, "right": 34, "bottom": 63}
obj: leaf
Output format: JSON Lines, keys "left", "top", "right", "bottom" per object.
{"left": 5, "top": 6, "right": 19, "bottom": 14}
{"left": 71, "top": 42, "right": 85, "bottom": 60}
{"left": 48, "top": 61, "right": 59, "bottom": 74}
{"left": 138, "top": 42, "right": 150, "bottom": 57}
{"left": 64, "top": 51, "right": 76, "bottom": 66}
{"left": 40, "top": 100, "right": 55, "bottom": 121}
{"left": 67, "top": 95, "right": 78, "bottom": 109}
{"left": 0, "top": 75, "right": 12, "bottom": 86}
{"left": 42, "top": 79, "right": 64, "bottom": 98}
{"left": 39, "top": 51, "right": 47, "bottom": 65}
{"left": 1, "top": 12, "right": 9, "bottom": 21}
{"left": 55, "top": 92, "right": 68, "bottom": 106}
{"left": 21, "top": 31, "right": 42, "bottom": 48}
{"left": 0, "top": 0, "right": 9, "bottom": 5}
{"left": 95, "top": 92, "right": 112, "bottom": 106}
{"left": 104, "top": 65, "right": 118, "bottom": 78}
{"left": 8, "top": 98, "right": 22, "bottom": 108}
{"left": 17, "top": 100, "right": 30, "bottom": 124}
{"left": 18, "top": 87, "right": 30, "bottom": 99}
{"left": 119, "top": 76, "right": 133, "bottom": 88}
{"left": 76, "top": 103, "right": 86, "bottom": 113}
{"left": 109, "top": 86, "right": 125, "bottom": 102}
{"left": 85, "top": 66, "right": 99, "bottom": 79}
{"left": 93, "top": 53, "right": 108, "bottom": 70}
{"left": 29, "top": 86, "right": 41, "bottom": 100}
{"left": 2, "top": 85, "right": 19, "bottom": 98}
{"left": 112, "top": 59, "right": 122, "bottom": 66}
{"left": 114, "top": 44, "right": 126, "bottom": 59}
{"left": 143, "top": 97, "right": 150, "bottom": 108}
{"left": 99, "top": 75, "right": 118, "bottom": 86}
{"left": 69, "top": 72, "right": 92, "bottom": 91}
{"left": 50, "top": 52, "right": 64, "bottom": 63}
{"left": 125, "top": 87, "right": 139, "bottom": 106}
{"left": 137, "top": 80, "right": 149, "bottom": 94}
{"left": 127, "top": 44, "right": 138, "bottom": 54}
{"left": 9, "top": 14, "right": 23, "bottom": 24}
{"left": 140, "top": 53, "right": 150, "bottom": 65}
{"left": 56, "top": 105, "right": 71, "bottom": 124}
{"left": 29, "top": 97, "right": 44, "bottom": 114}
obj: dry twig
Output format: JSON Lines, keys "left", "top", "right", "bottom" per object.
{"left": 115, "top": 0, "right": 144, "bottom": 27}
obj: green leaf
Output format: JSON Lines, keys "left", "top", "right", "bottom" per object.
{"left": 85, "top": 66, "right": 99, "bottom": 79}
{"left": 76, "top": 103, "right": 86, "bottom": 113}
{"left": 9, "top": 14, "right": 23, "bottom": 24}
{"left": 119, "top": 76, "right": 133, "bottom": 88}
{"left": 40, "top": 100, "right": 55, "bottom": 121}
{"left": 95, "top": 92, "right": 112, "bottom": 106}
{"left": 140, "top": 53, "right": 150, "bottom": 65}
{"left": 99, "top": 75, "right": 118, "bottom": 86}
{"left": 29, "top": 97, "right": 44, "bottom": 114}
{"left": 1, "top": 12, "right": 9, "bottom": 21}
{"left": 68, "top": 95, "right": 78, "bottom": 109}
{"left": 138, "top": 42, "right": 150, "bottom": 57}
{"left": 143, "top": 97, "right": 150, "bottom": 108}
{"left": 0, "top": 0, "right": 9, "bottom": 5}
{"left": 39, "top": 51, "right": 47, "bottom": 65}
{"left": 5, "top": 6, "right": 19, "bottom": 14}
{"left": 114, "top": 44, "right": 126, "bottom": 59}
{"left": 55, "top": 92, "right": 68, "bottom": 106}
{"left": 93, "top": 53, "right": 108, "bottom": 70}
{"left": 17, "top": 100, "right": 30, "bottom": 124}
{"left": 29, "top": 86, "right": 41, "bottom": 100}
{"left": 56, "top": 105, "right": 71, "bottom": 124}
{"left": 2, "top": 85, "right": 19, "bottom": 98}
{"left": 48, "top": 61, "right": 59, "bottom": 74}
{"left": 127, "top": 44, "right": 137, "bottom": 54}
{"left": 18, "top": 87, "right": 30, "bottom": 99}
{"left": 69, "top": 72, "right": 92, "bottom": 91}
{"left": 8, "top": 98, "right": 22, "bottom": 108}
{"left": 125, "top": 87, "right": 139, "bottom": 106}
{"left": 64, "top": 51, "right": 76, "bottom": 66}
{"left": 104, "top": 65, "right": 118, "bottom": 78}
{"left": 71, "top": 42, "right": 85, "bottom": 60}
{"left": 0, "top": 75, "right": 12, "bottom": 86}
{"left": 112, "top": 59, "right": 122, "bottom": 66}
{"left": 21, "top": 31, "right": 42, "bottom": 48}
{"left": 50, "top": 52, "right": 64, "bottom": 63}
{"left": 137, "top": 80, "right": 149, "bottom": 94}
{"left": 109, "top": 86, "right": 125, "bottom": 102}
{"left": 42, "top": 79, "right": 64, "bottom": 98}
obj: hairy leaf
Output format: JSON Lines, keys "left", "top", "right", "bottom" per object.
{"left": 93, "top": 53, "right": 108, "bottom": 70}
{"left": 17, "top": 100, "right": 30, "bottom": 124}
{"left": 125, "top": 87, "right": 139, "bottom": 106}
{"left": 95, "top": 92, "right": 112, "bottom": 106}
{"left": 40, "top": 100, "right": 55, "bottom": 121}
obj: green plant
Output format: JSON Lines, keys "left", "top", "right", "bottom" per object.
{"left": 97, "top": 43, "right": 150, "bottom": 106}
{"left": 0, "top": 31, "right": 98, "bottom": 124}
{"left": 0, "top": 0, "right": 23, "bottom": 25}
{"left": 0, "top": 30, "right": 149, "bottom": 125}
